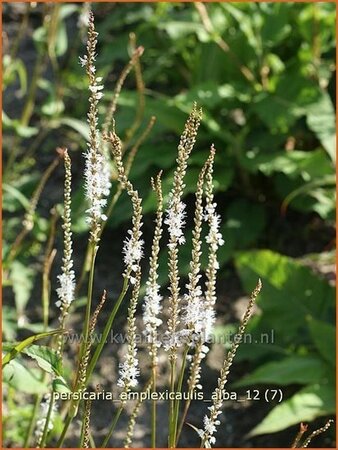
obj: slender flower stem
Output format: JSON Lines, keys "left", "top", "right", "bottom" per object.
{"left": 176, "top": 394, "right": 190, "bottom": 445}
{"left": 100, "top": 405, "right": 123, "bottom": 448}
{"left": 38, "top": 393, "right": 55, "bottom": 448}
{"left": 55, "top": 246, "right": 97, "bottom": 446}
{"left": 168, "top": 358, "right": 177, "bottom": 448}
{"left": 176, "top": 341, "right": 204, "bottom": 445}
{"left": 56, "top": 276, "right": 129, "bottom": 447}
{"left": 56, "top": 414, "right": 72, "bottom": 448}
{"left": 79, "top": 243, "right": 97, "bottom": 361}
{"left": 172, "top": 345, "right": 189, "bottom": 446}
{"left": 85, "top": 276, "right": 130, "bottom": 383}
{"left": 23, "top": 389, "right": 44, "bottom": 447}
{"left": 124, "top": 378, "right": 153, "bottom": 448}
{"left": 151, "top": 365, "right": 157, "bottom": 448}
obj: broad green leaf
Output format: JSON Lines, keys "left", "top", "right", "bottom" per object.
{"left": 308, "top": 317, "right": 335, "bottom": 366}
{"left": 248, "top": 383, "right": 335, "bottom": 436}
{"left": 235, "top": 250, "right": 334, "bottom": 340}
{"left": 218, "top": 200, "right": 266, "bottom": 264}
{"left": 3, "top": 359, "right": 48, "bottom": 394}
{"left": 260, "top": 3, "right": 291, "bottom": 47}
{"left": 2, "top": 329, "right": 64, "bottom": 367}
{"left": 22, "top": 345, "right": 63, "bottom": 376}
{"left": 251, "top": 71, "right": 321, "bottom": 132}
{"left": 280, "top": 174, "right": 335, "bottom": 218}
{"left": 240, "top": 149, "right": 333, "bottom": 180}
{"left": 234, "top": 355, "right": 330, "bottom": 387}
{"left": 306, "top": 93, "right": 336, "bottom": 164}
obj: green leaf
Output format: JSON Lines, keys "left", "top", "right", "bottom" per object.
{"left": 53, "top": 376, "right": 71, "bottom": 394}
{"left": 3, "top": 359, "right": 48, "bottom": 394}
{"left": 248, "top": 383, "right": 335, "bottom": 436}
{"left": 3, "top": 110, "right": 38, "bottom": 137}
{"left": 22, "top": 345, "right": 63, "bottom": 376}
{"left": 280, "top": 174, "right": 335, "bottom": 218}
{"left": 56, "top": 117, "right": 90, "bottom": 140}
{"left": 308, "top": 317, "right": 335, "bottom": 366}
{"left": 306, "top": 93, "right": 336, "bottom": 164}
{"left": 2, "top": 183, "right": 31, "bottom": 212}
{"left": 59, "top": 4, "right": 79, "bottom": 20}
{"left": 2, "top": 329, "right": 65, "bottom": 367}
{"left": 54, "top": 21, "right": 68, "bottom": 57}
{"left": 157, "top": 21, "right": 205, "bottom": 39}
{"left": 218, "top": 200, "right": 266, "bottom": 264}
{"left": 260, "top": 3, "right": 291, "bottom": 47}
{"left": 41, "top": 98, "right": 65, "bottom": 116}
{"left": 251, "top": 72, "right": 321, "bottom": 132}
{"left": 240, "top": 149, "right": 333, "bottom": 180}
{"left": 234, "top": 355, "right": 330, "bottom": 387}
{"left": 235, "top": 250, "right": 334, "bottom": 341}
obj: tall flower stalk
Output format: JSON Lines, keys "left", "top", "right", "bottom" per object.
{"left": 199, "top": 279, "right": 262, "bottom": 447}
{"left": 56, "top": 13, "right": 111, "bottom": 446}
{"left": 176, "top": 146, "right": 223, "bottom": 445}
{"left": 82, "top": 11, "right": 111, "bottom": 240}
{"left": 101, "top": 130, "right": 144, "bottom": 447}
{"left": 165, "top": 103, "right": 202, "bottom": 447}
{"left": 143, "top": 172, "right": 163, "bottom": 447}
{"left": 173, "top": 146, "right": 219, "bottom": 446}
{"left": 55, "top": 149, "right": 75, "bottom": 356}
{"left": 79, "top": 9, "right": 110, "bottom": 375}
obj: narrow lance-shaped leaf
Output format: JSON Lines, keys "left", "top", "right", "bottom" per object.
{"left": 2, "top": 328, "right": 66, "bottom": 367}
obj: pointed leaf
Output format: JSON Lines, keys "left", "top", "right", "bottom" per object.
{"left": 2, "top": 329, "right": 65, "bottom": 367}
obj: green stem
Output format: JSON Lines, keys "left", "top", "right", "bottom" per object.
{"left": 151, "top": 365, "right": 157, "bottom": 448}
{"left": 80, "top": 242, "right": 97, "bottom": 361}
{"left": 23, "top": 391, "right": 43, "bottom": 447}
{"left": 172, "top": 346, "right": 189, "bottom": 447}
{"left": 75, "top": 242, "right": 92, "bottom": 295}
{"left": 85, "top": 276, "right": 129, "bottom": 384}
{"left": 76, "top": 188, "right": 121, "bottom": 295}
{"left": 100, "top": 405, "right": 123, "bottom": 448}
{"left": 79, "top": 404, "right": 86, "bottom": 448}
{"left": 89, "top": 433, "right": 96, "bottom": 448}
{"left": 9, "top": 3, "right": 30, "bottom": 61}
{"left": 56, "top": 275, "right": 128, "bottom": 447}
{"left": 176, "top": 394, "right": 191, "bottom": 446}
{"left": 59, "top": 243, "right": 96, "bottom": 440}
{"left": 20, "top": 51, "right": 45, "bottom": 127}
{"left": 56, "top": 414, "right": 72, "bottom": 448}
{"left": 38, "top": 393, "right": 55, "bottom": 448}
{"left": 168, "top": 357, "right": 177, "bottom": 448}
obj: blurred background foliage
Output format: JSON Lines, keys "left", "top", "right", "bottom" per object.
{"left": 2, "top": 2, "right": 336, "bottom": 446}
